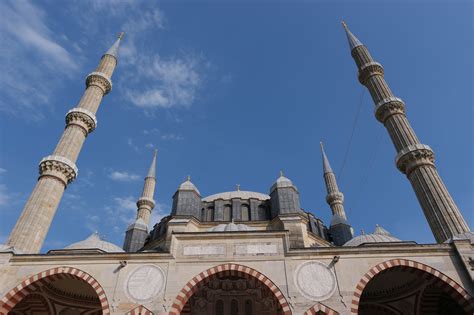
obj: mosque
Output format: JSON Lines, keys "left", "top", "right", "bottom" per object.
{"left": 0, "top": 23, "right": 472, "bottom": 315}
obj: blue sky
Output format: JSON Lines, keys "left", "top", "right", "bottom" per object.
{"left": 0, "top": 0, "right": 472, "bottom": 252}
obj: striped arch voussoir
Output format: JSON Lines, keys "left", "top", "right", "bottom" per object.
{"left": 127, "top": 304, "right": 153, "bottom": 315}
{"left": 0, "top": 266, "right": 110, "bottom": 315}
{"left": 168, "top": 263, "right": 291, "bottom": 315}
{"left": 304, "top": 302, "right": 339, "bottom": 314}
{"left": 350, "top": 259, "right": 474, "bottom": 314}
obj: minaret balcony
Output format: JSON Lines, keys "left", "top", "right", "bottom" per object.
{"left": 358, "top": 61, "right": 384, "bottom": 84}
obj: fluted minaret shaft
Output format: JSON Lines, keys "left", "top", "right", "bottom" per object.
{"left": 342, "top": 22, "right": 470, "bottom": 243}
{"left": 136, "top": 150, "right": 157, "bottom": 225}
{"left": 321, "top": 143, "right": 347, "bottom": 220}
{"left": 6, "top": 33, "right": 124, "bottom": 253}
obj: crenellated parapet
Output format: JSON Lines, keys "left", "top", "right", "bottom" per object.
{"left": 396, "top": 144, "right": 435, "bottom": 176}
{"left": 65, "top": 107, "right": 97, "bottom": 136}
{"left": 86, "top": 72, "right": 112, "bottom": 95}
{"left": 39, "top": 155, "right": 78, "bottom": 187}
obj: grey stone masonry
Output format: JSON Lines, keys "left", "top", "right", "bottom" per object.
{"left": 342, "top": 22, "right": 470, "bottom": 243}
{"left": 6, "top": 34, "right": 124, "bottom": 254}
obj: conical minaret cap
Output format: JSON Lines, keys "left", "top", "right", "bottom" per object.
{"left": 178, "top": 175, "right": 201, "bottom": 195}
{"left": 146, "top": 149, "right": 158, "bottom": 178}
{"left": 104, "top": 32, "right": 125, "bottom": 60}
{"left": 341, "top": 21, "right": 363, "bottom": 51}
{"left": 320, "top": 142, "right": 333, "bottom": 174}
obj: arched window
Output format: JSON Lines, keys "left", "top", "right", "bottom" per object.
{"left": 245, "top": 299, "right": 253, "bottom": 315}
{"left": 230, "top": 299, "right": 239, "bottom": 315}
{"left": 215, "top": 299, "right": 224, "bottom": 315}
{"left": 223, "top": 205, "right": 232, "bottom": 221}
{"left": 257, "top": 205, "right": 267, "bottom": 220}
{"left": 206, "top": 207, "right": 214, "bottom": 221}
{"left": 241, "top": 204, "right": 250, "bottom": 221}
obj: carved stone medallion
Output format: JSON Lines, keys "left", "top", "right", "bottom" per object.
{"left": 125, "top": 265, "right": 165, "bottom": 302}
{"left": 294, "top": 261, "right": 336, "bottom": 301}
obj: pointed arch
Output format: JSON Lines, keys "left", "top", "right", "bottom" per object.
{"left": 0, "top": 266, "right": 110, "bottom": 315}
{"left": 127, "top": 304, "right": 153, "bottom": 315}
{"left": 169, "top": 263, "right": 291, "bottom": 315}
{"left": 350, "top": 259, "right": 474, "bottom": 314}
{"left": 304, "top": 302, "right": 339, "bottom": 314}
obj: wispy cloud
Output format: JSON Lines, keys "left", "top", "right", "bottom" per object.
{"left": 0, "top": 184, "right": 11, "bottom": 207}
{"left": 0, "top": 0, "right": 79, "bottom": 120}
{"left": 126, "top": 54, "right": 203, "bottom": 109}
{"left": 109, "top": 171, "right": 140, "bottom": 182}
{"left": 161, "top": 133, "right": 184, "bottom": 141}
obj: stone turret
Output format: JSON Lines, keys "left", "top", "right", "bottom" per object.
{"left": 320, "top": 142, "right": 353, "bottom": 246}
{"left": 171, "top": 176, "right": 201, "bottom": 218}
{"left": 6, "top": 33, "right": 124, "bottom": 253}
{"left": 123, "top": 150, "right": 157, "bottom": 252}
{"left": 342, "top": 22, "right": 470, "bottom": 243}
{"left": 269, "top": 171, "right": 301, "bottom": 218}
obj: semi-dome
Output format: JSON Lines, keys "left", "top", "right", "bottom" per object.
{"left": 444, "top": 231, "right": 474, "bottom": 244}
{"left": 344, "top": 225, "right": 401, "bottom": 247}
{"left": 178, "top": 176, "right": 200, "bottom": 195}
{"left": 202, "top": 191, "right": 270, "bottom": 202}
{"left": 64, "top": 232, "right": 124, "bottom": 253}
{"left": 208, "top": 222, "right": 256, "bottom": 232}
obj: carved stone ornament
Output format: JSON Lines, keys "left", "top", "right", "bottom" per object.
{"left": 326, "top": 191, "right": 344, "bottom": 205}
{"left": 125, "top": 264, "right": 165, "bottom": 303}
{"left": 137, "top": 197, "right": 155, "bottom": 209}
{"left": 66, "top": 107, "right": 97, "bottom": 134}
{"left": 375, "top": 97, "right": 406, "bottom": 123}
{"left": 39, "top": 155, "right": 78, "bottom": 185}
{"left": 294, "top": 261, "right": 337, "bottom": 301}
{"left": 358, "top": 61, "right": 384, "bottom": 84}
{"left": 395, "top": 144, "right": 435, "bottom": 175}
{"left": 85, "top": 72, "right": 112, "bottom": 94}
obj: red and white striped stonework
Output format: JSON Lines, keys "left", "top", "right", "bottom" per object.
{"left": 304, "top": 302, "right": 339, "bottom": 315}
{"left": 168, "top": 263, "right": 292, "bottom": 315}
{"left": 127, "top": 304, "right": 153, "bottom": 315}
{"left": 0, "top": 266, "right": 110, "bottom": 315}
{"left": 350, "top": 259, "right": 474, "bottom": 314}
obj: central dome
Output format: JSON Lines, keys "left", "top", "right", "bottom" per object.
{"left": 202, "top": 190, "right": 270, "bottom": 202}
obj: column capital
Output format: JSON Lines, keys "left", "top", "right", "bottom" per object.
{"left": 66, "top": 107, "right": 97, "bottom": 135}
{"left": 395, "top": 144, "right": 435, "bottom": 175}
{"left": 86, "top": 72, "right": 112, "bottom": 94}
{"left": 39, "top": 155, "right": 78, "bottom": 186}
{"left": 137, "top": 197, "right": 155, "bottom": 209}
{"left": 358, "top": 61, "right": 384, "bottom": 84}
{"left": 375, "top": 97, "right": 406, "bottom": 123}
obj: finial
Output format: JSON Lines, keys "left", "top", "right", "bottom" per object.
{"left": 279, "top": 170, "right": 284, "bottom": 177}
{"left": 341, "top": 20, "right": 363, "bottom": 51}
{"left": 187, "top": 175, "right": 191, "bottom": 181}
{"left": 236, "top": 184, "right": 240, "bottom": 191}
{"left": 361, "top": 228, "right": 365, "bottom": 235}
{"left": 118, "top": 32, "right": 125, "bottom": 40}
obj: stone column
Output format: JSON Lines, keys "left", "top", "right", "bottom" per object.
{"left": 342, "top": 22, "right": 470, "bottom": 243}
{"left": 6, "top": 34, "right": 123, "bottom": 253}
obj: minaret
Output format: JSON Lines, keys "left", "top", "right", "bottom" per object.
{"left": 123, "top": 150, "right": 157, "bottom": 252}
{"left": 6, "top": 33, "right": 125, "bottom": 253}
{"left": 320, "top": 142, "right": 353, "bottom": 246}
{"left": 341, "top": 22, "right": 470, "bottom": 243}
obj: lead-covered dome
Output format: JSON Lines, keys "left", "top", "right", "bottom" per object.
{"left": 64, "top": 232, "right": 124, "bottom": 252}
{"left": 270, "top": 172, "right": 298, "bottom": 193}
{"left": 202, "top": 191, "right": 270, "bottom": 202}
{"left": 208, "top": 222, "right": 256, "bottom": 232}
{"left": 344, "top": 225, "right": 401, "bottom": 247}
{"left": 178, "top": 176, "right": 200, "bottom": 195}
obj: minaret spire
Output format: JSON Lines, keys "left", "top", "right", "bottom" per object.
{"left": 6, "top": 34, "right": 123, "bottom": 253}
{"left": 341, "top": 21, "right": 363, "bottom": 51}
{"left": 123, "top": 150, "right": 158, "bottom": 252}
{"left": 342, "top": 23, "right": 470, "bottom": 243}
{"left": 320, "top": 142, "right": 352, "bottom": 246}
{"left": 104, "top": 32, "right": 125, "bottom": 61}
